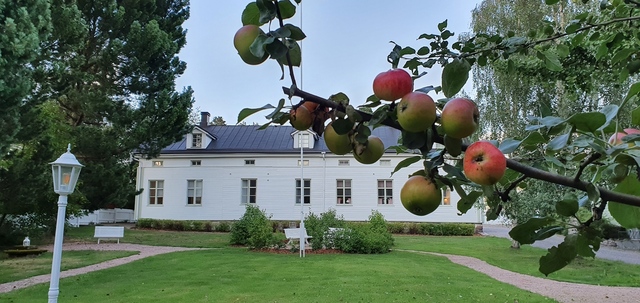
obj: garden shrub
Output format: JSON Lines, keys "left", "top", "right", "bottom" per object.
{"left": 230, "top": 205, "right": 276, "bottom": 249}
{"left": 136, "top": 218, "right": 154, "bottom": 229}
{"left": 203, "top": 221, "right": 214, "bottom": 232}
{"left": 333, "top": 210, "right": 393, "bottom": 254}
{"left": 304, "top": 209, "right": 346, "bottom": 250}
{"left": 216, "top": 221, "right": 231, "bottom": 232}
{"left": 600, "top": 223, "right": 629, "bottom": 240}
{"left": 190, "top": 220, "right": 204, "bottom": 231}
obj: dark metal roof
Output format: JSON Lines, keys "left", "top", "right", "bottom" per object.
{"left": 161, "top": 125, "right": 404, "bottom": 154}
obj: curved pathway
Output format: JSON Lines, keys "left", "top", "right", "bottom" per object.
{"left": 0, "top": 243, "right": 203, "bottom": 294}
{"left": 399, "top": 249, "right": 640, "bottom": 303}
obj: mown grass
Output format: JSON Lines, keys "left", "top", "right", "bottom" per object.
{"left": 0, "top": 250, "right": 137, "bottom": 284}
{"left": 393, "top": 235, "right": 640, "bottom": 287}
{"left": 63, "top": 225, "right": 230, "bottom": 248}
{"left": 0, "top": 249, "right": 556, "bottom": 303}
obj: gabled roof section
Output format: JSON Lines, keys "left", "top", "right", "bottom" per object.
{"left": 161, "top": 125, "right": 404, "bottom": 154}
{"left": 191, "top": 125, "right": 217, "bottom": 140}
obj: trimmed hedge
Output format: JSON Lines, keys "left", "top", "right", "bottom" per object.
{"left": 3, "top": 248, "right": 47, "bottom": 258}
{"left": 135, "top": 218, "right": 476, "bottom": 236}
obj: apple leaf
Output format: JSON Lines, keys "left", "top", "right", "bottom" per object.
{"left": 237, "top": 104, "right": 276, "bottom": 124}
{"left": 597, "top": 104, "right": 619, "bottom": 131}
{"left": 441, "top": 58, "right": 470, "bottom": 98}
{"left": 250, "top": 34, "right": 273, "bottom": 58}
{"left": 498, "top": 138, "right": 522, "bottom": 154}
{"left": 556, "top": 194, "right": 579, "bottom": 217}
{"left": 545, "top": 0, "right": 560, "bottom": 4}
{"left": 542, "top": 50, "right": 562, "bottom": 71}
{"left": 265, "top": 98, "right": 286, "bottom": 119}
{"left": 621, "top": 81, "right": 640, "bottom": 108}
{"left": 265, "top": 39, "right": 288, "bottom": 60}
{"left": 509, "top": 217, "right": 555, "bottom": 245}
{"left": 283, "top": 24, "right": 306, "bottom": 41}
{"left": 437, "top": 19, "right": 448, "bottom": 32}
{"left": 390, "top": 156, "right": 422, "bottom": 177}
{"left": 631, "top": 106, "right": 640, "bottom": 126}
{"left": 369, "top": 105, "right": 389, "bottom": 126}
{"left": 277, "top": 0, "right": 296, "bottom": 20}
{"left": 608, "top": 176, "right": 640, "bottom": 229}
{"left": 277, "top": 40, "right": 301, "bottom": 67}
{"left": 401, "top": 131, "right": 426, "bottom": 149}
{"left": 539, "top": 235, "right": 577, "bottom": 276}
{"left": 256, "top": 0, "right": 277, "bottom": 24}
{"left": 241, "top": 3, "right": 261, "bottom": 26}
{"left": 567, "top": 112, "right": 606, "bottom": 133}
{"left": 547, "top": 132, "right": 570, "bottom": 151}
{"left": 331, "top": 118, "right": 353, "bottom": 135}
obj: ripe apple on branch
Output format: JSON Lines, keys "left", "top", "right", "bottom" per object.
{"left": 234, "top": 0, "right": 640, "bottom": 275}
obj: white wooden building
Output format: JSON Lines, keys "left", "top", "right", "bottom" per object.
{"left": 133, "top": 112, "right": 484, "bottom": 223}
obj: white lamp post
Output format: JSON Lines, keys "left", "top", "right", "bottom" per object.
{"left": 48, "top": 144, "right": 83, "bottom": 303}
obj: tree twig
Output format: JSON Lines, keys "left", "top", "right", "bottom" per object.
{"left": 273, "top": 0, "right": 297, "bottom": 88}
{"left": 499, "top": 175, "right": 528, "bottom": 202}
{"left": 574, "top": 153, "right": 601, "bottom": 182}
{"left": 283, "top": 86, "right": 640, "bottom": 209}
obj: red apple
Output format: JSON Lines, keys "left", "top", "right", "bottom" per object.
{"left": 400, "top": 176, "right": 442, "bottom": 216}
{"left": 440, "top": 98, "right": 479, "bottom": 139}
{"left": 608, "top": 128, "right": 640, "bottom": 145}
{"left": 396, "top": 92, "right": 437, "bottom": 133}
{"left": 233, "top": 25, "right": 269, "bottom": 65}
{"left": 289, "top": 106, "right": 313, "bottom": 130}
{"left": 463, "top": 141, "right": 507, "bottom": 186}
{"left": 372, "top": 69, "right": 413, "bottom": 101}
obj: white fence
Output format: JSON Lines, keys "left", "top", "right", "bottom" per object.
{"left": 628, "top": 228, "right": 640, "bottom": 240}
{"left": 68, "top": 208, "right": 135, "bottom": 226}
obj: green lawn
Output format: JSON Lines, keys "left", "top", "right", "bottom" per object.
{"left": 393, "top": 235, "right": 640, "bottom": 287}
{"left": 0, "top": 250, "right": 138, "bottom": 284}
{"left": 0, "top": 249, "right": 556, "bottom": 303}
{"left": 63, "top": 225, "right": 230, "bottom": 248}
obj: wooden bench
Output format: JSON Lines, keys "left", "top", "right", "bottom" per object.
{"left": 94, "top": 226, "right": 125, "bottom": 244}
{"left": 284, "top": 228, "right": 312, "bottom": 246}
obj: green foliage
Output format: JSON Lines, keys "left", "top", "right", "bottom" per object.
{"left": 230, "top": 205, "right": 276, "bottom": 249}
{"left": 304, "top": 209, "right": 346, "bottom": 250}
{"left": 333, "top": 211, "right": 394, "bottom": 254}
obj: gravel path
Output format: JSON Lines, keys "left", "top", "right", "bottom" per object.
{"left": 2, "top": 243, "right": 639, "bottom": 303}
{"left": 0, "top": 243, "right": 203, "bottom": 294}
{"left": 399, "top": 249, "right": 640, "bottom": 303}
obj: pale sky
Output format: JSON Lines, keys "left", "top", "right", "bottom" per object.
{"left": 176, "top": 1, "right": 482, "bottom": 125}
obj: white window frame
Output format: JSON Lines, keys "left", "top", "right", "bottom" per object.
{"left": 380, "top": 159, "right": 391, "bottom": 166}
{"left": 377, "top": 179, "right": 393, "bottom": 205}
{"left": 297, "top": 159, "right": 309, "bottom": 166}
{"left": 241, "top": 179, "right": 257, "bottom": 204}
{"left": 295, "top": 179, "right": 311, "bottom": 204}
{"left": 192, "top": 133, "right": 203, "bottom": 148}
{"left": 191, "top": 160, "right": 201, "bottom": 166}
{"left": 187, "top": 179, "right": 203, "bottom": 205}
{"left": 245, "top": 159, "right": 255, "bottom": 165}
{"left": 152, "top": 161, "right": 163, "bottom": 167}
{"left": 149, "top": 180, "right": 164, "bottom": 205}
{"left": 338, "top": 160, "right": 350, "bottom": 166}
{"left": 336, "top": 179, "right": 352, "bottom": 205}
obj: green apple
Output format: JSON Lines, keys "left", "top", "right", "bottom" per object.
{"left": 463, "top": 141, "right": 507, "bottom": 186}
{"left": 323, "top": 121, "right": 352, "bottom": 155}
{"left": 400, "top": 176, "right": 442, "bottom": 216}
{"left": 354, "top": 136, "right": 385, "bottom": 164}
{"left": 372, "top": 69, "right": 413, "bottom": 101}
{"left": 396, "top": 92, "right": 437, "bottom": 133}
{"left": 233, "top": 25, "right": 269, "bottom": 65}
{"left": 440, "top": 98, "right": 479, "bottom": 139}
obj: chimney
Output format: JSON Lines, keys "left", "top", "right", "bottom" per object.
{"left": 200, "top": 112, "right": 210, "bottom": 127}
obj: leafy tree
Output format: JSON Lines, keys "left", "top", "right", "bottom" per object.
{"left": 1, "top": 0, "right": 194, "bottom": 237}
{"left": 212, "top": 116, "right": 227, "bottom": 125}
{"left": 235, "top": 0, "right": 640, "bottom": 275}
{"left": 0, "top": 0, "right": 50, "bottom": 160}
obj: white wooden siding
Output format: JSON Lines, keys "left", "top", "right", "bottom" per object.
{"left": 134, "top": 153, "right": 483, "bottom": 223}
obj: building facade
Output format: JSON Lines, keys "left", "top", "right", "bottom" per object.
{"left": 133, "top": 112, "right": 484, "bottom": 223}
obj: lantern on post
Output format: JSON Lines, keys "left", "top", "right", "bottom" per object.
{"left": 48, "top": 144, "right": 83, "bottom": 303}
